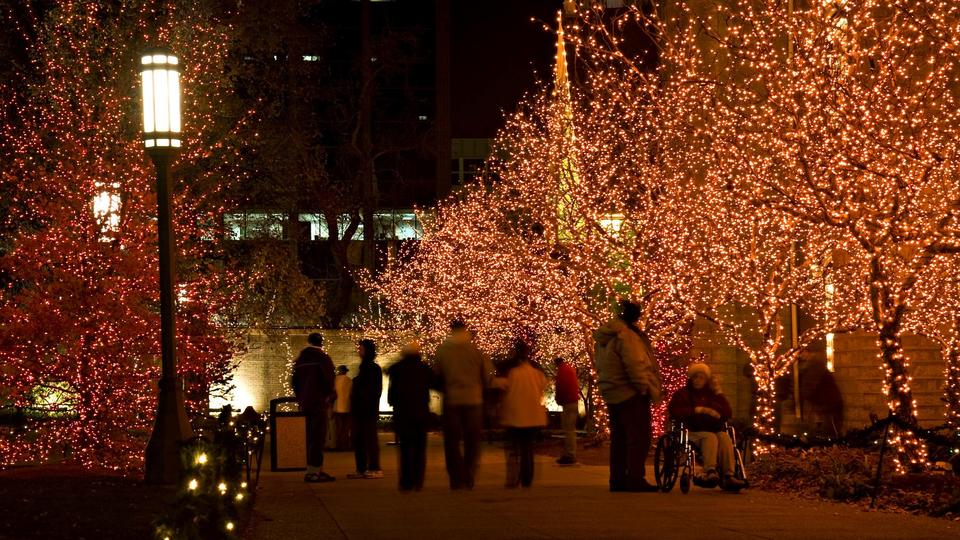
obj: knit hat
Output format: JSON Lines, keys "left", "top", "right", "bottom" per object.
{"left": 687, "top": 362, "right": 711, "bottom": 379}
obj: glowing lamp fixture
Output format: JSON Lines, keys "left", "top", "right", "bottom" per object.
{"left": 140, "top": 51, "right": 181, "bottom": 149}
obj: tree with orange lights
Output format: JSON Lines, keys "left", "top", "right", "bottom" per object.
{"left": 653, "top": 0, "right": 960, "bottom": 468}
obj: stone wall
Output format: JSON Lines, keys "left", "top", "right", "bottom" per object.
{"left": 833, "top": 332, "right": 944, "bottom": 428}
{"left": 220, "top": 325, "right": 948, "bottom": 432}
{"left": 691, "top": 321, "right": 947, "bottom": 432}
{"left": 215, "top": 330, "right": 397, "bottom": 414}
{"left": 213, "top": 330, "right": 440, "bottom": 415}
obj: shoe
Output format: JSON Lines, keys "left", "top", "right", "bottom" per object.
{"left": 629, "top": 480, "right": 659, "bottom": 493}
{"left": 722, "top": 475, "right": 747, "bottom": 491}
{"left": 364, "top": 470, "right": 384, "bottom": 479}
{"left": 702, "top": 469, "right": 720, "bottom": 488}
{"left": 304, "top": 472, "right": 335, "bottom": 483}
{"left": 556, "top": 455, "right": 578, "bottom": 466}
{"left": 347, "top": 471, "right": 366, "bottom": 479}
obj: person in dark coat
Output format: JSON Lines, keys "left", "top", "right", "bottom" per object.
{"left": 387, "top": 341, "right": 434, "bottom": 491}
{"left": 668, "top": 362, "right": 746, "bottom": 490}
{"left": 348, "top": 339, "right": 383, "bottom": 479}
{"left": 291, "top": 332, "right": 336, "bottom": 482}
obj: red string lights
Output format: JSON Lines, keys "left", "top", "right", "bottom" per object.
{"left": 0, "top": 1, "right": 249, "bottom": 472}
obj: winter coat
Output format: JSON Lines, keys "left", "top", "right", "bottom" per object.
{"left": 494, "top": 361, "right": 548, "bottom": 428}
{"left": 593, "top": 319, "right": 662, "bottom": 404}
{"left": 388, "top": 353, "right": 433, "bottom": 423}
{"left": 667, "top": 386, "right": 733, "bottom": 433}
{"left": 333, "top": 374, "right": 352, "bottom": 414}
{"left": 351, "top": 359, "right": 383, "bottom": 417}
{"left": 291, "top": 346, "right": 336, "bottom": 414}
{"left": 554, "top": 362, "right": 580, "bottom": 406}
{"left": 433, "top": 331, "right": 494, "bottom": 407}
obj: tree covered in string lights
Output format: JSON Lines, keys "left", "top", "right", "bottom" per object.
{"left": 366, "top": 13, "right": 697, "bottom": 435}
{"left": 0, "top": 0, "right": 249, "bottom": 472}
{"left": 648, "top": 0, "right": 960, "bottom": 468}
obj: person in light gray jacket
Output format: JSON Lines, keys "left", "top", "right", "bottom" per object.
{"left": 594, "top": 300, "right": 661, "bottom": 492}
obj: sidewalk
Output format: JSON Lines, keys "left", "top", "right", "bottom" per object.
{"left": 247, "top": 434, "right": 958, "bottom": 540}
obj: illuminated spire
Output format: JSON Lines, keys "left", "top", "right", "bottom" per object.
{"left": 554, "top": 11, "right": 579, "bottom": 241}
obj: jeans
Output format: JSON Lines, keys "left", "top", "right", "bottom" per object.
{"left": 395, "top": 416, "right": 428, "bottom": 490}
{"left": 305, "top": 408, "right": 329, "bottom": 469}
{"left": 505, "top": 427, "right": 539, "bottom": 487}
{"left": 689, "top": 431, "right": 735, "bottom": 476}
{"left": 607, "top": 393, "right": 652, "bottom": 491}
{"left": 442, "top": 404, "right": 483, "bottom": 489}
{"left": 561, "top": 403, "right": 578, "bottom": 458}
{"left": 352, "top": 413, "right": 380, "bottom": 472}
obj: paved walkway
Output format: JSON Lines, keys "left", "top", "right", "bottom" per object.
{"left": 247, "top": 435, "right": 958, "bottom": 540}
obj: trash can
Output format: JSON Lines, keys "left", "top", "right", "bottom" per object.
{"left": 270, "top": 397, "right": 306, "bottom": 472}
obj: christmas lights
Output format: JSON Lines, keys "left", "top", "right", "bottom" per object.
{"left": 0, "top": 0, "right": 251, "bottom": 472}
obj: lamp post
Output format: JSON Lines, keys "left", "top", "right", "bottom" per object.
{"left": 141, "top": 49, "right": 193, "bottom": 484}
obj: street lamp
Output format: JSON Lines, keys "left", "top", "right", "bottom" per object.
{"left": 141, "top": 49, "right": 193, "bottom": 484}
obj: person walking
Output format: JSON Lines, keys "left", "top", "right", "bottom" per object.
{"left": 387, "top": 341, "right": 433, "bottom": 491}
{"left": 594, "top": 300, "right": 662, "bottom": 492}
{"left": 291, "top": 332, "right": 336, "bottom": 483}
{"left": 333, "top": 365, "right": 352, "bottom": 451}
{"left": 348, "top": 339, "right": 383, "bottom": 479}
{"left": 494, "top": 340, "right": 548, "bottom": 488}
{"left": 433, "top": 320, "right": 494, "bottom": 490}
{"left": 553, "top": 357, "right": 580, "bottom": 465}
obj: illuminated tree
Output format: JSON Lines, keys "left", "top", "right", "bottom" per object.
{"left": 0, "top": 0, "right": 247, "bottom": 471}
{"left": 367, "top": 13, "right": 688, "bottom": 435}
{"left": 653, "top": 0, "right": 960, "bottom": 468}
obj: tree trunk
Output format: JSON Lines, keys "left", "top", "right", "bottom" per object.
{"left": 582, "top": 329, "right": 608, "bottom": 438}
{"left": 877, "top": 321, "right": 927, "bottom": 471}
{"left": 327, "top": 240, "right": 355, "bottom": 329}
{"left": 752, "top": 361, "right": 778, "bottom": 438}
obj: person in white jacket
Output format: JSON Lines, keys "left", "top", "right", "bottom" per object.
{"left": 494, "top": 339, "right": 548, "bottom": 488}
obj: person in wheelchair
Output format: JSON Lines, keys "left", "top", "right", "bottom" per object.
{"left": 667, "top": 363, "right": 747, "bottom": 491}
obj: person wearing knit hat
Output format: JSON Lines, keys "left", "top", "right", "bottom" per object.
{"left": 667, "top": 359, "right": 746, "bottom": 491}
{"left": 687, "top": 362, "right": 711, "bottom": 380}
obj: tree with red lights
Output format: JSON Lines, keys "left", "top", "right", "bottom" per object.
{"left": 0, "top": 0, "right": 247, "bottom": 471}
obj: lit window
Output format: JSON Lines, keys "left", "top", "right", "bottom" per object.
{"left": 92, "top": 182, "right": 121, "bottom": 238}
{"left": 224, "top": 213, "right": 285, "bottom": 240}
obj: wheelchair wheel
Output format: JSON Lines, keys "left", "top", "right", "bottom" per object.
{"left": 680, "top": 471, "right": 691, "bottom": 494}
{"left": 654, "top": 435, "right": 679, "bottom": 492}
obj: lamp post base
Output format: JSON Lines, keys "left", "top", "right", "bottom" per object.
{"left": 144, "top": 377, "right": 194, "bottom": 484}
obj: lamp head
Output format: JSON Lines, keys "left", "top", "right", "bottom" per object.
{"left": 140, "top": 48, "right": 181, "bottom": 154}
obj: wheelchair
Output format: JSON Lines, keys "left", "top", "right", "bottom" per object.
{"left": 653, "top": 420, "right": 748, "bottom": 493}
